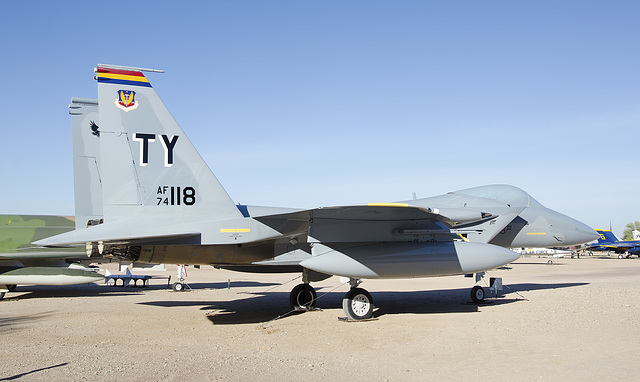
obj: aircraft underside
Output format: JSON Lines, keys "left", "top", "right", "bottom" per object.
{"left": 95, "top": 239, "right": 519, "bottom": 319}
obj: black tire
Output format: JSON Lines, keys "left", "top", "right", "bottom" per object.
{"left": 115, "top": 278, "right": 125, "bottom": 287}
{"left": 107, "top": 278, "right": 116, "bottom": 287}
{"left": 470, "top": 285, "right": 485, "bottom": 303}
{"left": 289, "top": 284, "right": 317, "bottom": 310}
{"left": 172, "top": 282, "right": 185, "bottom": 292}
{"left": 342, "top": 288, "right": 373, "bottom": 320}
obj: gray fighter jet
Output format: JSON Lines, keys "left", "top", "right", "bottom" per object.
{"left": 35, "top": 65, "right": 598, "bottom": 319}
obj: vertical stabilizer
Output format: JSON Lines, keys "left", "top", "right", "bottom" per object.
{"left": 70, "top": 97, "right": 103, "bottom": 229}
{"left": 595, "top": 229, "right": 618, "bottom": 244}
{"left": 95, "top": 64, "right": 242, "bottom": 222}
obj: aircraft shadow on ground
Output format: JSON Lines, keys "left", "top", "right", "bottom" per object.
{"left": 1, "top": 284, "right": 142, "bottom": 300}
{"left": 374, "top": 282, "right": 589, "bottom": 317}
{"left": 139, "top": 291, "right": 300, "bottom": 324}
{"left": 178, "top": 281, "right": 281, "bottom": 290}
{"left": 504, "top": 282, "right": 588, "bottom": 293}
{"left": 199, "top": 281, "right": 590, "bottom": 324}
{"left": 0, "top": 311, "right": 57, "bottom": 333}
{"left": 0, "top": 281, "right": 280, "bottom": 301}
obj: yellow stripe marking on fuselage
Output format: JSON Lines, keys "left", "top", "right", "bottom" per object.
{"left": 526, "top": 232, "right": 547, "bottom": 235}
{"left": 220, "top": 228, "right": 251, "bottom": 233}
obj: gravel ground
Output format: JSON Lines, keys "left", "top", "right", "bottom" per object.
{"left": 1, "top": 255, "right": 639, "bottom": 381}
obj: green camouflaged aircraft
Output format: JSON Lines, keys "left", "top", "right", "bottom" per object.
{"left": 0, "top": 215, "right": 102, "bottom": 299}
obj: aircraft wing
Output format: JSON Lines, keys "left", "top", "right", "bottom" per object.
{"left": 308, "top": 203, "right": 494, "bottom": 243}
{"left": 311, "top": 203, "right": 493, "bottom": 224}
{"left": 597, "top": 243, "right": 639, "bottom": 251}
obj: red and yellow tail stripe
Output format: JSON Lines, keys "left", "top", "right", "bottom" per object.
{"left": 96, "top": 67, "right": 151, "bottom": 88}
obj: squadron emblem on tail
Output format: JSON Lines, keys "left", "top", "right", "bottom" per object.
{"left": 115, "top": 90, "right": 138, "bottom": 112}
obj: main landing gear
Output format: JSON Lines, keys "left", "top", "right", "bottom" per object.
{"left": 288, "top": 275, "right": 375, "bottom": 320}
{"left": 342, "top": 283, "right": 374, "bottom": 320}
{"left": 288, "top": 272, "right": 490, "bottom": 320}
{"left": 289, "top": 283, "right": 317, "bottom": 310}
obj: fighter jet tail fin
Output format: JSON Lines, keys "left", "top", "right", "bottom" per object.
{"left": 595, "top": 229, "right": 618, "bottom": 244}
{"left": 70, "top": 97, "right": 103, "bottom": 230}
{"left": 94, "top": 64, "right": 242, "bottom": 222}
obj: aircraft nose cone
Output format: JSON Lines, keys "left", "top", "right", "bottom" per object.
{"left": 572, "top": 221, "right": 600, "bottom": 244}
{"left": 556, "top": 216, "right": 599, "bottom": 246}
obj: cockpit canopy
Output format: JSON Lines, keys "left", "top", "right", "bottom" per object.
{"left": 452, "top": 184, "right": 544, "bottom": 208}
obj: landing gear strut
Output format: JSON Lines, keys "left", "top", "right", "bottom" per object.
{"left": 172, "top": 264, "right": 189, "bottom": 292}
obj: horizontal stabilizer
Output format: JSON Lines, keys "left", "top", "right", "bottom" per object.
{"left": 33, "top": 224, "right": 201, "bottom": 247}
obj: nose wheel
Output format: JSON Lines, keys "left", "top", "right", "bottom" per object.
{"left": 470, "top": 285, "right": 486, "bottom": 303}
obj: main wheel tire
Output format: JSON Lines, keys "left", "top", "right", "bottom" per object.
{"left": 107, "top": 278, "right": 116, "bottom": 287}
{"left": 342, "top": 288, "right": 373, "bottom": 320}
{"left": 172, "top": 282, "right": 185, "bottom": 292}
{"left": 115, "top": 278, "right": 125, "bottom": 287}
{"left": 289, "top": 284, "right": 317, "bottom": 310}
{"left": 471, "top": 285, "right": 485, "bottom": 303}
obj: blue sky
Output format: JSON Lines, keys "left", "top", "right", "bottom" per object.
{"left": 1, "top": 1, "right": 638, "bottom": 237}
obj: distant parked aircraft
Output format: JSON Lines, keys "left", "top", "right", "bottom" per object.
{"left": 589, "top": 229, "right": 640, "bottom": 259}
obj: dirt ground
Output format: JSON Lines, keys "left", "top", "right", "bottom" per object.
{"left": 1, "top": 255, "right": 639, "bottom": 381}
